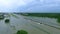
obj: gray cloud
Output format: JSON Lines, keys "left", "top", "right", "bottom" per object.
{"left": 0, "top": 0, "right": 60, "bottom": 13}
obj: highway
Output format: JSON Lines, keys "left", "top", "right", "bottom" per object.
{"left": 0, "top": 14, "right": 60, "bottom": 34}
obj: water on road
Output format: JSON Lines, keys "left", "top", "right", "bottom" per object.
{"left": 0, "top": 14, "right": 60, "bottom": 34}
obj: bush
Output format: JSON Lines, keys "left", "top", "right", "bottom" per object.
{"left": 16, "top": 30, "right": 28, "bottom": 34}
{"left": 5, "top": 19, "right": 10, "bottom": 23}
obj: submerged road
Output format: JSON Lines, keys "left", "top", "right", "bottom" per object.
{"left": 0, "top": 14, "right": 60, "bottom": 34}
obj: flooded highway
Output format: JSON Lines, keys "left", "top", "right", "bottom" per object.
{"left": 0, "top": 14, "right": 60, "bottom": 34}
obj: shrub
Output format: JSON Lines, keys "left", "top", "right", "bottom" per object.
{"left": 16, "top": 30, "right": 28, "bottom": 34}
{"left": 5, "top": 19, "right": 10, "bottom": 23}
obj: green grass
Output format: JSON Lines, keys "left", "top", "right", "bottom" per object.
{"left": 21, "top": 13, "right": 60, "bottom": 23}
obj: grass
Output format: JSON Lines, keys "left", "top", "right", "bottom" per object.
{"left": 20, "top": 13, "right": 60, "bottom": 23}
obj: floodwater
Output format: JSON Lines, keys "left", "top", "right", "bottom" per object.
{"left": 0, "top": 14, "right": 60, "bottom": 34}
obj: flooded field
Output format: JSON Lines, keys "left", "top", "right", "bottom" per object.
{"left": 0, "top": 13, "right": 60, "bottom": 34}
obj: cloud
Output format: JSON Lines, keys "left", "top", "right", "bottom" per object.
{"left": 0, "top": 0, "right": 60, "bottom": 13}
{"left": 19, "top": 0, "right": 60, "bottom": 13}
{"left": 0, "top": 0, "right": 34, "bottom": 12}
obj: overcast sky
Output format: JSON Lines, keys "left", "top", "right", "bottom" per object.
{"left": 0, "top": 0, "right": 60, "bottom": 13}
